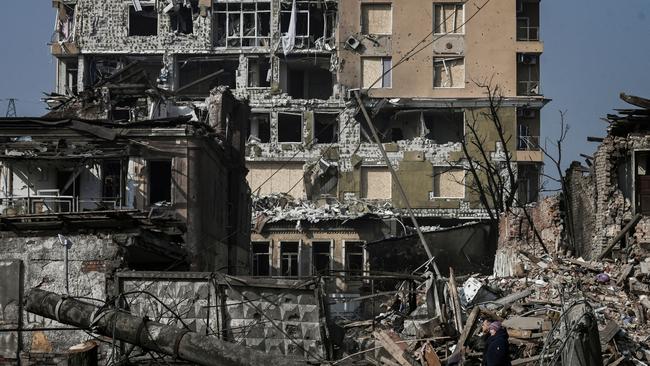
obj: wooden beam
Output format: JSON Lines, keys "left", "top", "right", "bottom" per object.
{"left": 587, "top": 136, "right": 604, "bottom": 142}
{"left": 597, "top": 213, "right": 642, "bottom": 260}
{"left": 448, "top": 268, "right": 463, "bottom": 333}
{"left": 620, "top": 93, "right": 650, "bottom": 109}
{"left": 174, "top": 70, "right": 224, "bottom": 94}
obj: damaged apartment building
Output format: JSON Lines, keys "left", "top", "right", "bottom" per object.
{"left": 46, "top": 1, "right": 543, "bottom": 278}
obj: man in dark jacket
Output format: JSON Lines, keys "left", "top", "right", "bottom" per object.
{"left": 482, "top": 321, "right": 511, "bottom": 366}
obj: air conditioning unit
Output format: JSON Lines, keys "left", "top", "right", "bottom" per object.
{"left": 519, "top": 54, "right": 537, "bottom": 64}
{"left": 346, "top": 36, "right": 361, "bottom": 50}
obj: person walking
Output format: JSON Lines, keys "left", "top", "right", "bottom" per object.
{"left": 482, "top": 321, "right": 511, "bottom": 366}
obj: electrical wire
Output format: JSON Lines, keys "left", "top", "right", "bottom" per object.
{"left": 254, "top": 0, "right": 495, "bottom": 196}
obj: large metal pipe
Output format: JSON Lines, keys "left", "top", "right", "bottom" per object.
{"left": 25, "top": 289, "right": 306, "bottom": 366}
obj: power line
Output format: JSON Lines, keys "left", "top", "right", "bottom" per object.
{"left": 252, "top": 6, "right": 469, "bottom": 195}
{"left": 277, "top": 0, "right": 495, "bottom": 195}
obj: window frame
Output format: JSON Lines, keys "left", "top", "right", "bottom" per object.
{"left": 432, "top": 57, "right": 465, "bottom": 89}
{"left": 279, "top": 240, "right": 301, "bottom": 277}
{"left": 433, "top": 3, "right": 465, "bottom": 35}
{"left": 251, "top": 240, "right": 272, "bottom": 276}
{"left": 361, "top": 57, "right": 393, "bottom": 89}
{"left": 360, "top": 3, "right": 393, "bottom": 36}
{"left": 127, "top": 2, "right": 158, "bottom": 37}
{"left": 431, "top": 166, "right": 466, "bottom": 199}
{"left": 214, "top": 1, "right": 272, "bottom": 48}
{"left": 311, "top": 240, "right": 334, "bottom": 275}
{"left": 343, "top": 240, "right": 367, "bottom": 275}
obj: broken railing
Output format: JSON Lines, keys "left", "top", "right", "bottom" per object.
{"left": 0, "top": 195, "right": 122, "bottom": 215}
{"left": 517, "top": 135, "right": 540, "bottom": 151}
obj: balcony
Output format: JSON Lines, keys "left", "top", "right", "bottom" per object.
{"left": 1, "top": 192, "right": 123, "bottom": 216}
{"left": 517, "top": 20, "right": 539, "bottom": 41}
{"left": 516, "top": 136, "right": 543, "bottom": 162}
{"left": 517, "top": 81, "right": 541, "bottom": 96}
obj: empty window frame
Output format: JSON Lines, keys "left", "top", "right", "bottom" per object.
{"left": 423, "top": 109, "right": 464, "bottom": 143}
{"left": 277, "top": 113, "right": 303, "bottom": 143}
{"left": 432, "top": 167, "right": 465, "bottom": 198}
{"left": 433, "top": 4, "right": 464, "bottom": 34}
{"left": 252, "top": 241, "right": 271, "bottom": 276}
{"left": 280, "top": 56, "right": 334, "bottom": 99}
{"left": 362, "top": 57, "right": 392, "bottom": 89}
{"left": 314, "top": 113, "right": 338, "bottom": 143}
{"left": 361, "top": 4, "right": 392, "bottom": 35}
{"left": 148, "top": 160, "right": 172, "bottom": 204}
{"left": 433, "top": 57, "right": 465, "bottom": 88}
{"left": 213, "top": 2, "right": 271, "bottom": 47}
{"left": 248, "top": 113, "right": 271, "bottom": 143}
{"left": 280, "top": 241, "right": 300, "bottom": 277}
{"left": 312, "top": 241, "right": 332, "bottom": 275}
{"left": 344, "top": 241, "right": 365, "bottom": 273}
{"left": 176, "top": 56, "right": 238, "bottom": 96}
{"left": 248, "top": 57, "right": 271, "bottom": 87}
{"left": 280, "top": 1, "right": 337, "bottom": 49}
{"left": 128, "top": 5, "right": 158, "bottom": 36}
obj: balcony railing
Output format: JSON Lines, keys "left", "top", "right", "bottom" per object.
{"left": 0, "top": 195, "right": 122, "bottom": 215}
{"left": 517, "top": 26, "right": 539, "bottom": 41}
{"left": 517, "top": 81, "right": 541, "bottom": 96}
{"left": 518, "top": 135, "right": 540, "bottom": 151}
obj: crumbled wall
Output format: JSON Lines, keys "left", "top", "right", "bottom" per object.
{"left": 494, "top": 195, "right": 562, "bottom": 277}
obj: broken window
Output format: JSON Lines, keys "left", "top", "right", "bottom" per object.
{"left": 252, "top": 241, "right": 271, "bottom": 276}
{"left": 176, "top": 56, "right": 238, "bottom": 96}
{"left": 517, "top": 164, "right": 540, "bottom": 204}
{"left": 636, "top": 152, "right": 650, "bottom": 215}
{"left": 280, "top": 1, "right": 337, "bottom": 50}
{"left": 170, "top": 2, "right": 195, "bottom": 34}
{"left": 248, "top": 57, "right": 271, "bottom": 87}
{"left": 280, "top": 56, "right": 333, "bottom": 99}
{"left": 248, "top": 113, "right": 271, "bottom": 143}
{"left": 280, "top": 241, "right": 300, "bottom": 277}
{"left": 314, "top": 113, "right": 338, "bottom": 143}
{"left": 148, "top": 160, "right": 172, "bottom": 204}
{"left": 433, "top": 4, "right": 464, "bottom": 34}
{"left": 305, "top": 159, "right": 338, "bottom": 199}
{"left": 345, "top": 241, "right": 365, "bottom": 273}
{"left": 361, "top": 4, "right": 392, "bottom": 35}
{"left": 277, "top": 113, "right": 303, "bottom": 143}
{"left": 361, "top": 167, "right": 392, "bottom": 199}
{"left": 312, "top": 241, "right": 332, "bottom": 275}
{"left": 433, "top": 57, "right": 464, "bottom": 88}
{"left": 102, "top": 160, "right": 122, "bottom": 199}
{"left": 432, "top": 167, "right": 465, "bottom": 198}
{"left": 423, "top": 109, "right": 464, "bottom": 143}
{"left": 517, "top": 108, "right": 540, "bottom": 150}
{"left": 517, "top": 53, "right": 540, "bottom": 95}
{"left": 213, "top": 2, "right": 271, "bottom": 47}
{"left": 55, "top": 1, "right": 75, "bottom": 42}
{"left": 516, "top": 0, "right": 540, "bottom": 41}
{"left": 128, "top": 5, "right": 158, "bottom": 36}
{"left": 58, "top": 58, "right": 78, "bottom": 95}
{"left": 359, "top": 111, "right": 419, "bottom": 143}
{"left": 362, "top": 57, "right": 392, "bottom": 89}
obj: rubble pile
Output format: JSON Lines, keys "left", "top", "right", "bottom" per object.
{"left": 252, "top": 193, "right": 402, "bottom": 226}
{"left": 332, "top": 252, "right": 650, "bottom": 366}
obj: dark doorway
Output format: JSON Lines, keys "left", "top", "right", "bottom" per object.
{"left": 149, "top": 160, "right": 172, "bottom": 204}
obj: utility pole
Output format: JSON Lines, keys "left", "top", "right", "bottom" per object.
{"left": 5, "top": 98, "right": 17, "bottom": 117}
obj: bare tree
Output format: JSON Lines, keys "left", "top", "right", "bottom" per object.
{"left": 446, "top": 79, "right": 552, "bottom": 254}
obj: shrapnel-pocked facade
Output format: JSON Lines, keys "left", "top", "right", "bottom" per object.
{"left": 49, "top": 0, "right": 546, "bottom": 278}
